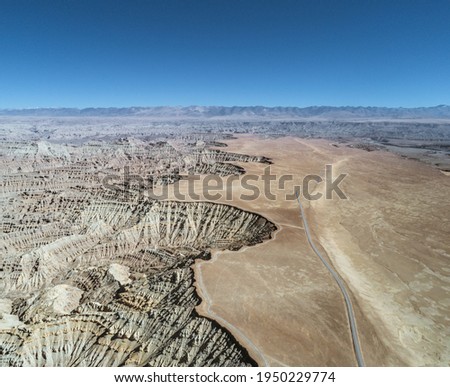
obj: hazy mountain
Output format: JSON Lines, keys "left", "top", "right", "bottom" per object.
{"left": 1, "top": 105, "right": 450, "bottom": 119}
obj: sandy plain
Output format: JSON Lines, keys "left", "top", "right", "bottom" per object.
{"left": 166, "top": 135, "right": 450, "bottom": 366}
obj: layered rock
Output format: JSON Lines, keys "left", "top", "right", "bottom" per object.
{"left": 1, "top": 200, "right": 275, "bottom": 366}
{"left": 0, "top": 142, "right": 275, "bottom": 366}
{"left": 0, "top": 135, "right": 276, "bottom": 367}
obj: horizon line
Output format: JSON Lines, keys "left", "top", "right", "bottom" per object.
{"left": 1, "top": 104, "right": 449, "bottom": 110}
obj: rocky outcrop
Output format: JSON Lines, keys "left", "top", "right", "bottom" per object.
{"left": 190, "top": 162, "right": 245, "bottom": 176}
{"left": 0, "top": 199, "right": 275, "bottom": 366}
{"left": 0, "top": 134, "right": 276, "bottom": 367}
{"left": 0, "top": 140, "right": 271, "bottom": 200}
{"left": 1, "top": 250, "right": 260, "bottom": 366}
{"left": 193, "top": 149, "right": 272, "bottom": 165}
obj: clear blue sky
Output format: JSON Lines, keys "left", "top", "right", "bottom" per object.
{"left": 0, "top": 0, "right": 449, "bottom": 108}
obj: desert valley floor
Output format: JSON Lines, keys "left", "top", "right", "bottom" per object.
{"left": 191, "top": 135, "right": 450, "bottom": 366}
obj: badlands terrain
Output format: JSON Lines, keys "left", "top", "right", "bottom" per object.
{"left": 0, "top": 112, "right": 449, "bottom": 366}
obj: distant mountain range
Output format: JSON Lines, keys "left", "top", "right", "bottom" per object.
{"left": 1, "top": 105, "right": 450, "bottom": 119}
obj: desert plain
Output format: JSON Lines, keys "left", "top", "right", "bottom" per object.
{"left": 0, "top": 116, "right": 449, "bottom": 367}
{"left": 190, "top": 135, "right": 450, "bottom": 366}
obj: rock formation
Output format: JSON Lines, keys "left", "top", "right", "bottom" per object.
{"left": 0, "top": 134, "right": 275, "bottom": 367}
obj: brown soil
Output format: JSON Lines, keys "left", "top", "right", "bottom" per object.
{"left": 171, "top": 135, "right": 450, "bottom": 366}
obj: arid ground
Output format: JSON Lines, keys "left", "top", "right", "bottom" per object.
{"left": 1, "top": 127, "right": 448, "bottom": 366}
{"left": 186, "top": 135, "right": 450, "bottom": 366}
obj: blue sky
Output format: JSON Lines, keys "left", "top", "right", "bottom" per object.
{"left": 0, "top": 0, "right": 449, "bottom": 108}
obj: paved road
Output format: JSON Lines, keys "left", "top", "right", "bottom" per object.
{"left": 295, "top": 192, "right": 365, "bottom": 367}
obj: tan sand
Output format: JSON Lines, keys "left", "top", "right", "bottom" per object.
{"left": 169, "top": 135, "right": 450, "bottom": 366}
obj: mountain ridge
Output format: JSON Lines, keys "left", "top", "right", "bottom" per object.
{"left": 1, "top": 105, "right": 450, "bottom": 119}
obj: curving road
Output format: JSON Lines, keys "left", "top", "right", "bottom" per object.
{"left": 295, "top": 191, "right": 365, "bottom": 367}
